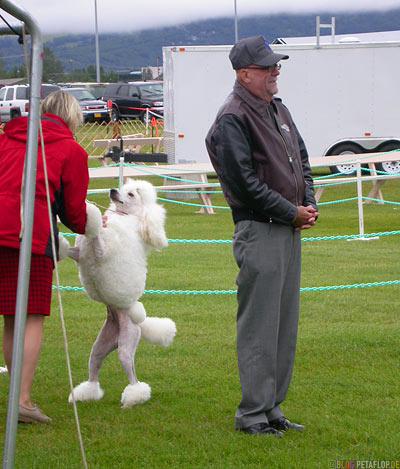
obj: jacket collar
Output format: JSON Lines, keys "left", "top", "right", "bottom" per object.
{"left": 4, "top": 112, "right": 73, "bottom": 144}
{"left": 233, "top": 80, "right": 277, "bottom": 117}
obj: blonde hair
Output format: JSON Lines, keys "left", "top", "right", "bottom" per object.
{"left": 41, "top": 90, "right": 83, "bottom": 134}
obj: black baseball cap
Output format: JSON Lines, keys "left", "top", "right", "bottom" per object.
{"left": 229, "top": 35, "right": 289, "bottom": 70}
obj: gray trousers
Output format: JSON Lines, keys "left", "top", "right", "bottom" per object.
{"left": 232, "top": 220, "right": 301, "bottom": 429}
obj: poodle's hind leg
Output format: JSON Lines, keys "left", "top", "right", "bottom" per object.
{"left": 88, "top": 306, "right": 119, "bottom": 382}
{"left": 117, "top": 310, "right": 151, "bottom": 408}
{"left": 116, "top": 310, "right": 141, "bottom": 385}
{"left": 69, "top": 306, "right": 119, "bottom": 403}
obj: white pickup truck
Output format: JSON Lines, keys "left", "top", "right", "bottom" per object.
{"left": 0, "top": 84, "right": 60, "bottom": 123}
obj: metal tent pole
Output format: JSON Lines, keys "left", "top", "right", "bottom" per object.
{"left": 233, "top": 0, "right": 238, "bottom": 43}
{"left": 0, "top": 1, "right": 43, "bottom": 468}
{"left": 94, "top": 0, "right": 100, "bottom": 82}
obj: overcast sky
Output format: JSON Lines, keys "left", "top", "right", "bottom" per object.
{"left": 1, "top": 0, "right": 399, "bottom": 34}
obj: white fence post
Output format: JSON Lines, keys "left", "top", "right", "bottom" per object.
{"left": 118, "top": 156, "right": 124, "bottom": 188}
{"left": 356, "top": 160, "right": 364, "bottom": 237}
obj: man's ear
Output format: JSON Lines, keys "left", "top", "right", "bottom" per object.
{"left": 237, "top": 68, "right": 250, "bottom": 84}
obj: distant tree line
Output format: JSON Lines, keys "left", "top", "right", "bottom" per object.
{"left": 1, "top": 8, "right": 400, "bottom": 79}
{"left": 0, "top": 46, "right": 120, "bottom": 83}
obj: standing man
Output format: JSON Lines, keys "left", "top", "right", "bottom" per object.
{"left": 206, "top": 35, "right": 318, "bottom": 437}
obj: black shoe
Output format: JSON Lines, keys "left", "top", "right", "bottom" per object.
{"left": 269, "top": 417, "right": 305, "bottom": 432}
{"left": 237, "top": 422, "right": 284, "bottom": 437}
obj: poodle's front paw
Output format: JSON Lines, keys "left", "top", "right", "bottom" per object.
{"left": 58, "top": 235, "right": 70, "bottom": 261}
{"left": 69, "top": 381, "right": 104, "bottom": 403}
{"left": 84, "top": 203, "right": 102, "bottom": 239}
{"left": 121, "top": 382, "right": 151, "bottom": 408}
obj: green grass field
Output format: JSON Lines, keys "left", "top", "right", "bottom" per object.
{"left": 1, "top": 164, "right": 399, "bottom": 468}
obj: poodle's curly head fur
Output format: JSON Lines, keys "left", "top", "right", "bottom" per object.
{"left": 109, "top": 179, "right": 157, "bottom": 215}
{"left": 107, "top": 179, "right": 167, "bottom": 250}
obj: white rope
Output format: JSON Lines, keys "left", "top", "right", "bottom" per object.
{"left": 86, "top": 199, "right": 109, "bottom": 212}
{"left": 39, "top": 124, "right": 88, "bottom": 469}
{"left": 88, "top": 199, "right": 127, "bottom": 216}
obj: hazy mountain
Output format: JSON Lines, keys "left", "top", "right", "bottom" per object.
{"left": 1, "top": 9, "right": 400, "bottom": 72}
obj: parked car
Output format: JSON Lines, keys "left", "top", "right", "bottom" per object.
{"left": 63, "top": 87, "right": 110, "bottom": 123}
{"left": 101, "top": 81, "right": 163, "bottom": 122}
{"left": 0, "top": 84, "right": 60, "bottom": 123}
{"left": 61, "top": 82, "right": 109, "bottom": 99}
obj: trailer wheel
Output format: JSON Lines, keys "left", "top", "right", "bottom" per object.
{"left": 375, "top": 142, "right": 400, "bottom": 174}
{"left": 327, "top": 142, "right": 364, "bottom": 175}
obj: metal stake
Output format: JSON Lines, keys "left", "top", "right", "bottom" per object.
{"left": 0, "top": 1, "right": 43, "bottom": 467}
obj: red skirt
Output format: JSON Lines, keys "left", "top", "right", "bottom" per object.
{"left": 0, "top": 246, "right": 53, "bottom": 316}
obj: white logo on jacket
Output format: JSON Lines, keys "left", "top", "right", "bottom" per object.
{"left": 281, "top": 124, "right": 290, "bottom": 132}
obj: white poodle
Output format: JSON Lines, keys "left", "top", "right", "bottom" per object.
{"left": 65, "top": 179, "right": 176, "bottom": 408}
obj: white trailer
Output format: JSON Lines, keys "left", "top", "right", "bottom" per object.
{"left": 162, "top": 33, "right": 400, "bottom": 174}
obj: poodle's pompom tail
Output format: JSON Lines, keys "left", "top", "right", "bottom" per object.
{"left": 127, "top": 301, "right": 146, "bottom": 324}
{"left": 84, "top": 202, "right": 102, "bottom": 239}
{"left": 58, "top": 234, "right": 70, "bottom": 261}
{"left": 68, "top": 381, "right": 104, "bottom": 403}
{"left": 139, "top": 317, "right": 176, "bottom": 347}
{"left": 121, "top": 382, "right": 151, "bottom": 408}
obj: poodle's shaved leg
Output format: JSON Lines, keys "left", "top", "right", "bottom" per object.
{"left": 68, "top": 246, "right": 80, "bottom": 262}
{"left": 91, "top": 234, "right": 105, "bottom": 259}
{"left": 87, "top": 306, "right": 119, "bottom": 382}
{"left": 115, "top": 310, "right": 141, "bottom": 385}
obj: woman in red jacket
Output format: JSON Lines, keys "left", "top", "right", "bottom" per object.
{"left": 0, "top": 90, "right": 101, "bottom": 423}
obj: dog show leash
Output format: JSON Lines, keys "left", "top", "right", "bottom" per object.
{"left": 39, "top": 124, "right": 88, "bottom": 469}
{"left": 87, "top": 199, "right": 130, "bottom": 217}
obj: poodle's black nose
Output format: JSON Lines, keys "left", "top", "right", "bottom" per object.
{"left": 110, "top": 188, "right": 123, "bottom": 204}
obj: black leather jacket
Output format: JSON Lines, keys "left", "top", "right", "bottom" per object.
{"left": 206, "top": 81, "right": 316, "bottom": 225}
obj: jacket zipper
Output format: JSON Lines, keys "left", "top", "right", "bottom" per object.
{"left": 288, "top": 155, "right": 300, "bottom": 206}
{"left": 269, "top": 108, "right": 300, "bottom": 206}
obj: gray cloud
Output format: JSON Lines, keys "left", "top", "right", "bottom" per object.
{"left": 1, "top": 0, "right": 399, "bottom": 34}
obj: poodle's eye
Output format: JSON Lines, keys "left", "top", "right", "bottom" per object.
{"left": 128, "top": 192, "right": 134, "bottom": 197}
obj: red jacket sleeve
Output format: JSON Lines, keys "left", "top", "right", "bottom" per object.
{"left": 57, "top": 140, "right": 89, "bottom": 234}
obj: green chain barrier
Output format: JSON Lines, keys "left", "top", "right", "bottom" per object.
{"left": 53, "top": 279, "right": 400, "bottom": 295}
{"left": 60, "top": 230, "right": 400, "bottom": 242}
